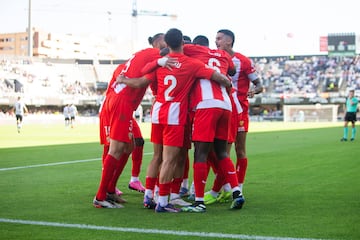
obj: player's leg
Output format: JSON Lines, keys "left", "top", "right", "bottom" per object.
{"left": 351, "top": 119, "right": 356, "bottom": 141}
{"left": 179, "top": 152, "right": 190, "bottom": 197}
{"left": 235, "top": 131, "right": 247, "bottom": 194}
{"left": 169, "top": 147, "right": 192, "bottom": 207}
{"left": 70, "top": 116, "right": 75, "bottom": 128}
{"left": 342, "top": 120, "right": 349, "bottom": 141}
{"left": 16, "top": 115, "right": 21, "bottom": 132}
{"left": 204, "top": 151, "right": 227, "bottom": 204}
{"left": 128, "top": 119, "right": 145, "bottom": 192}
{"left": 94, "top": 139, "right": 127, "bottom": 208}
{"left": 143, "top": 124, "right": 163, "bottom": 209}
{"left": 213, "top": 138, "right": 244, "bottom": 210}
{"left": 182, "top": 109, "right": 220, "bottom": 212}
{"left": 180, "top": 122, "right": 192, "bottom": 197}
{"left": 94, "top": 102, "right": 132, "bottom": 208}
{"left": 156, "top": 145, "right": 182, "bottom": 213}
{"left": 155, "top": 125, "right": 183, "bottom": 213}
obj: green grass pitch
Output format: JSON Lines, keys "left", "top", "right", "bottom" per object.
{"left": 0, "top": 120, "right": 359, "bottom": 240}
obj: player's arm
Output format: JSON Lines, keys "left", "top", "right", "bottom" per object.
{"left": 248, "top": 78, "right": 263, "bottom": 98}
{"left": 141, "top": 56, "right": 178, "bottom": 75}
{"left": 247, "top": 80, "right": 262, "bottom": 98}
{"left": 247, "top": 59, "right": 263, "bottom": 97}
{"left": 210, "top": 71, "right": 232, "bottom": 88}
{"left": 116, "top": 74, "right": 151, "bottom": 88}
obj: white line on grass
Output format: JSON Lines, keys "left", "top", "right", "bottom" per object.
{"left": 0, "top": 218, "right": 326, "bottom": 240}
{"left": 0, "top": 152, "right": 153, "bottom": 172}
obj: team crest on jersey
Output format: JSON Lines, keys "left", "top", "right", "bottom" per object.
{"left": 239, "top": 120, "right": 244, "bottom": 127}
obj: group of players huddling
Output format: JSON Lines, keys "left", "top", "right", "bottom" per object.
{"left": 93, "top": 27, "right": 263, "bottom": 213}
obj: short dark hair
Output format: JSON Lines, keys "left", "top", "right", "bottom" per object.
{"left": 192, "top": 35, "right": 209, "bottom": 47}
{"left": 183, "top": 35, "right": 192, "bottom": 44}
{"left": 165, "top": 28, "right": 183, "bottom": 50}
{"left": 217, "top": 29, "right": 235, "bottom": 47}
{"left": 148, "top": 33, "right": 164, "bottom": 46}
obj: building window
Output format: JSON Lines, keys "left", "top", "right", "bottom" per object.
{"left": 5, "top": 38, "right": 15, "bottom": 42}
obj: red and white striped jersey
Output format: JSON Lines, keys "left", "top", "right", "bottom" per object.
{"left": 107, "top": 48, "right": 161, "bottom": 111}
{"left": 145, "top": 52, "right": 215, "bottom": 125}
{"left": 183, "top": 44, "right": 233, "bottom": 111}
{"left": 231, "top": 52, "right": 259, "bottom": 102}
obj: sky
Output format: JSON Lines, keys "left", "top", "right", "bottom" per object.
{"left": 0, "top": 0, "right": 359, "bottom": 58}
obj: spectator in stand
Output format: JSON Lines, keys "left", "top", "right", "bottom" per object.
{"left": 341, "top": 89, "right": 358, "bottom": 142}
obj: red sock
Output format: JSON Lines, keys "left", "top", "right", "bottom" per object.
{"left": 96, "top": 154, "right": 117, "bottom": 200}
{"left": 236, "top": 157, "right": 248, "bottom": 184}
{"left": 218, "top": 157, "right": 238, "bottom": 189}
{"left": 145, "top": 176, "right": 158, "bottom": 191}
{"left": 102, "top": 145, "right": 109, "bottom": 164}
{"left": 107, "top": 153, "right": 130, "bottom": 193}
{"left": 207, "top": 152, "right": 224, "bottom": 192}
{"left": 158, "top": 182, "right": 171, "bottom": 196}
{"left": 131, "top": 145, "right": 143, "bottom": 177}
{"left": 193, "top": 162, "right": 208, "bottom": 198}
{"left": 171, "top": 178, "right": 182, "bottom": 194}
{"left": 212, "top": 173, "right": 226, "bottom": 192}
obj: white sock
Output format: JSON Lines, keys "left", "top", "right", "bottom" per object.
{"left": 223, "top": 183, "right": 231, "bottom": 192}
{"left": 195, "top": 197, "right": 204, "bottom": 202}
{"left": 181, "top": 178, "right": 188, "bottom": 189}
{"left": 130, "top": 176, "right": 139, "bottom": 182}
{"left": 144, "top": 189, "right": 153, "bottom": 198}
{"left": 189, "top": 182, "right": 195, "bottom": 194}
{"left": 170, "top": 193, "right": 180, "bottom": 201}
{"left": 209, "top": 190, "right": 219, "bottom": 198}
{"left": 238, "top": 183, "right": 243, "bottom": 194}
{"left": 158, "top": 195, "right": 168, "bottom": 207}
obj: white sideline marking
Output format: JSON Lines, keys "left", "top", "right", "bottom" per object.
{"left": 0, "top": 218, "right": 325, "bottom": 240}
{"left": 0, "top": 158, "right": 101, "bottom": 171}
{"left": 0, "top": 152, "right": 153, "bottom": 172}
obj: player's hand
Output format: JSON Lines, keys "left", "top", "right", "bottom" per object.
{"left": 157, "top": 57, "right": 178, "bottom": 70}
{"left": 247, "top": 90, "right": 255, "bottom": 98}
{"left": 115, "top": 74, "right": 126, "bottom": 84}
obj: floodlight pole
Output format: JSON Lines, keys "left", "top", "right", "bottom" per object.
{"left": 28, "top": 0, "right": 33, "bottom": 57}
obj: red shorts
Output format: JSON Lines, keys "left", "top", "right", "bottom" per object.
{"left": 99, "top": 98, "right": 110, "bottom": 146}
{"left": 107, "top": 96, "right": 134, "bottom": 143}
{"left": 238, "top": 100, "right": 249, "bottom": 132}
{"left": 192, "top": 108, "right": 230, "bottom": 142}
{"left": 132, "top": 117, "right": 142, "bottom": 139}
{"left": 228, "top": 110, "right": 239, "bottom": 143}
{"left": 151, "top": 123, "right": 185, "bottom": 147}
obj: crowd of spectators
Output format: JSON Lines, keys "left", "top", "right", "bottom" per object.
{"left": 1, "top": 55, "right": 360, "bottom": 104}
{"left": 253, "top": 55, "right": 360, "bottom": 97}
{"left": 0, "top": 58, "right": 96, "bottom": 97}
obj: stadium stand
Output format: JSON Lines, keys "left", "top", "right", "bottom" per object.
{"left": 1, "top": 54, "right": 359, "bottom": 119}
